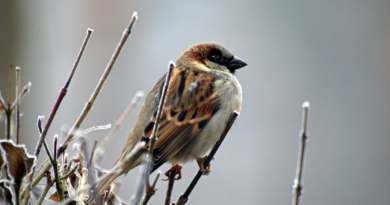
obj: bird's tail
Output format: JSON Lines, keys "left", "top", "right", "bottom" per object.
{"left": 87, "top": 143, "right": 146, "bottom": 204}
{"left": 87, "top": 170, "right": 118, "bottom": 204}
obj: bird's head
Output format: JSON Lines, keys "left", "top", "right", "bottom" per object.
{"left": 176, "top": 42, "right": 247, "bottom": 74}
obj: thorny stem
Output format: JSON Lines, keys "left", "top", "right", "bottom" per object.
{"left": 93, "top": 91, "right": 144, "bottom": 160}
{"left": 292, "top": 101, "right": 310, "bottom": 205}
{"left": 15, "top": 67, "right": 20, "bottom": 144}
{"left": 57, "top": 12, "right": 138, "bottom": 158}
{"left": 176, "top": 111, "right": 239, "bottom": 205}
{"left": 165, "top": 169, "right": 176, "bottom": 205}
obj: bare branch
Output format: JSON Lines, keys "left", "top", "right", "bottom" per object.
{"left": 148, "top": 61, "right": 175, "bottom": 156}
{"left": 165, "top": 169, "right": 176, "bottom": 205}
{"left": 57, "top": 11, "right": 138, "bottom": 158}
{"left": 29, "top": 29, "right": 93, "bottom": 193}
{"left": 6, "top": 66, "right": 12, "bottom": 140}
{"left": 15, "top": 67, "right": 20, "bottom": 144}
{"left": 292, "top": 101, "right": 310, "bottom": 205}
{"left": 176, "top": 111, "right": 239, "bottom": 205}
{"left": 136, "top": 61, "right": 174, "bottom": 205}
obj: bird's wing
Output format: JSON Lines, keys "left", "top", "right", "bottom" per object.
{"left": 141, "top": 67, "right": 221, "bottom": 171}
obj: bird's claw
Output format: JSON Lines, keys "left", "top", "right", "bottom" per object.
{"left": 196, "top": 157, "right": 211, "bottom": 175}
{"left": 162, "top": 164, "right": 183, "bottom": 180}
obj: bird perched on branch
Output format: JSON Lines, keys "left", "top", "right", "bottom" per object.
{"left": 88, "top": 42, "right": 246, "bottom": 203}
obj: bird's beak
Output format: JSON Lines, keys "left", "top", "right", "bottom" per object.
{"left": 227, "top": 56, "right": 247, "bottom": 70}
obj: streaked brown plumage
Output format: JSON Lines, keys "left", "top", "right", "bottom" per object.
{"left": 88, "top": 42, "right": 246, "bottom": 203}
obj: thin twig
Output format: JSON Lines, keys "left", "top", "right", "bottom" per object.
{"left": 8, "top": 66, "right": 12, "bottom": 111}
{"left": 42, "top": 134, "right": 64, "bottom": 201}
{"left": 6, "top": 66, "right": 12, "bottom": 140}
{"left": 139, "top": 62, "right": 174, "bottom": 205}
{"left": 54, "top": 135, "right": 58, "bottom": 163}
{"left": 28, "top": 29, "right": 93, "bottom": 196}
{"left": 15, "top": 67, "right": 20, "bottom": 144}
{"left": 87, "top": 140, "right": 98, "bottom": 185}
{"left": 165, "top": 169, "right": 176, "bottom": 205}
{"left": 176, "top": 111, "right": 239, "bottom": 205}
{"left": 60, "top": 163, "right": 79, "bottom": 180}
{"left": 292, "top": 101, "right": 310, "bottom": 205}
{"left": 11, "top": 81, "right": 31, "bottom": 110}
{"left": 35, "top": 28, "right": 93, "bottom": 160}
{"left": 88, "top": 139, "right": 98, "bottom": 169}
{"left": 57, "top": 12, "right": 138, "bottom": 158}
{"left": 36, "top": 171, "right": 53, "bottom": 205}
{"left": 148, "top": 62, "right": 175, "bottom": 156}
{"left": 93, "top": 91, "right": 144, "bottom": 159}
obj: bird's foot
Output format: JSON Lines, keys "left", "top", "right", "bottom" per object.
{"left": 196, "top": 157, "right": 211, "bottom": 175}
{"left": 163, "top": 164, "right": 183, "bottom": 180}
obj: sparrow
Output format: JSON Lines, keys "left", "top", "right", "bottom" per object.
{"left": 88, "top": 42, "right": 246, "bottom": 203}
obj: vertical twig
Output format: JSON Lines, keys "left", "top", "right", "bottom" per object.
{"left": 292, "top": 101, "right": 310, "bottom": 205}
{"left": 45, "top": 134, "right": 64, "bottom": 201}
{"left": 6, "top": 66, "right": 12, "bottom": 140}
{"left": 148, "top": 62, "right": 175, "bottom": 156}
{"left": 165, "top": 169, "right": 176, "bottom": 205}
{"left": 87, "top": 140, "right": 98, "bottom": 185}
{"left": 176, "top": 111, "right": 239, "bottom": 205}
{"left": 139, "top": 62, "right": 174, "bottom": 205}
{"left": 15, "top": 67, "right": 20, "bottom": 144}
{"left": 53, "top": 135, "right": 58, "bottom": 166}
{"left": 57, "top": 12, "right": 138, "bottom": 158}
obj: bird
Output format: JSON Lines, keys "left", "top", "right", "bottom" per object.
{"left": 87, "top": 42, "right": 246, "bottom": 203}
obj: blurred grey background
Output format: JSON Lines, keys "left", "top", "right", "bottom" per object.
{"left": 1, "top": 1, "right": 390, "bottom": 204}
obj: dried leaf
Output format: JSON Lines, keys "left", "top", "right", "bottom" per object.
{"left": 0, "top": 140, "right": 36, "bottom": 201}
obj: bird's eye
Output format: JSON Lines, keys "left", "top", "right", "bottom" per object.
{"left": 212, "top": 55, "right": 223, "bottom": 62}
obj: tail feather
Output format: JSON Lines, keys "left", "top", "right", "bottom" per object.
{"left": 87, "top": 171, "right": 117, "bottom": 204}
{"left": 87, "top": 143, "right": 146, "bottom": 204}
